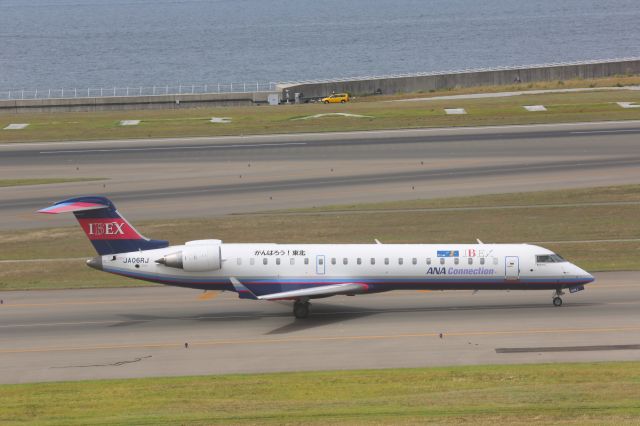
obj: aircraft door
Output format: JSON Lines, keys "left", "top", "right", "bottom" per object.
{"left": 505, "top": 256, "right": 519, "bottom": 281}
{"left": 316, "top": 255, "right": 325, "bottom": 275}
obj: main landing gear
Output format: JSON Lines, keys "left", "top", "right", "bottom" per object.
{"left": 293, "top": 300, "right": 310, "bottom": 319}
{"left": 552, "top": 289, "right": 565, "bottom": 307}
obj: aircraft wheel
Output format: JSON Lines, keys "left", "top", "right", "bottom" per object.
{"left": 293, "top": 301, "right": 310, "bottom": 319}
{"left": 553, "top": 296, "right": 563, "bottom": 307}
{"left": 324, "top": 100, "right": 329, "bottom": 104}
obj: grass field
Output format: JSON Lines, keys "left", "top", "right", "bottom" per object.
{"left": 1, "top": 362, "right": 638, "bottom": 425}
{"left": 0, "top": 178, "right": 104, "bottom": 187}
{"left": 276, "top": 184, "right": 640, "bottom": 212}
{"left": 0, "top": 85, "right": 639, "bottom": 143}
{"left": 1, "top": 185, "right": 638, "bottom": 290}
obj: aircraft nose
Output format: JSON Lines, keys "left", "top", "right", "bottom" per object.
{"left": 564, "top": 263, "right": 595, "bottom": 284}
{"left": 574, "top": 265, "right": 594, "bottom": 283}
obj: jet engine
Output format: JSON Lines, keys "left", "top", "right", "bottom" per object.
{"left": 156, "top": 244, "right": 221, "bottom": 272}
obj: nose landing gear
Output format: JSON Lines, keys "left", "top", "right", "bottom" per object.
{"left": 552, "top": 289, "right": 565, "bottom": 307}
{"left": 293, "top": 300, "right": 310, "bottom": 318}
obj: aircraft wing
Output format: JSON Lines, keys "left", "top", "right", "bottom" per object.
{"left": 258, "top": 283, "right": 369, "bottom": 300}
{"left": 230, "top": 278, "right": 368, "bottom": 301}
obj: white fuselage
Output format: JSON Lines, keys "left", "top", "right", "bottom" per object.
{"left": 99, "top": 242, "right": 594, "bottom": 295}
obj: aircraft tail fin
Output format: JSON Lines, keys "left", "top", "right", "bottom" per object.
{"left": 38, "top": 196, "right": 168, "bottom": 255}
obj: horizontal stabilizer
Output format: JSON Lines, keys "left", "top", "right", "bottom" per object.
{"left": 38, "top": 201, "right": 107, "bottom": 214}
{"left": 258, "top": 283, "right": 368, "bottom": 301}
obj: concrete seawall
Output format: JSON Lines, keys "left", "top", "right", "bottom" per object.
{"left": 2, "top": 58, "right": 638, "bottom": 113}
{"left": 0, "top": 91, "right": 279, "bottom": 114}
{"left": 278, "top": 58, "right": 640, "bottom": 99}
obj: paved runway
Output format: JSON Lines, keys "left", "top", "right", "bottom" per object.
{"left": 0, "top": 271, "right": 638, "bottom": 384}
{"left": 2, "top": 120, "right": 640, "bottom": 230}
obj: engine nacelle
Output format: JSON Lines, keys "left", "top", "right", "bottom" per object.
{"left": 156, "top": 245, "right": 221, "bottom": 272}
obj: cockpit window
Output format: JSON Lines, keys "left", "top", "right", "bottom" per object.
{"left": 536, "top": 254, "right": 567, "bottom": 263}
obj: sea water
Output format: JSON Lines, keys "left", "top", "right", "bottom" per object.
{"left": 1, "top": 0, "right": 638, "bottom": 89}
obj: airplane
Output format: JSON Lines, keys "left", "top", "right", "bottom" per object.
{"left": 39, "top": 196, "right": 595, "bottom": 318}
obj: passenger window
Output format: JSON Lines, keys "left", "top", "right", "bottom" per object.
{"left": 263, "top": 258, "right": 268, "bottom": 265}
{"left": 398, "top": 258, "right": 403, "bottom": 265}
{"left": 412, "top": 258, "right": 417, "bottom": 265}
{"left": 304, "top": 258, "right": 309, "bottom": 265}
{"left": 426, "top": 258, "right": 431, "bottom": 265}
{"left": 468, "top": 258, "right": 473, "bottom": 265}
{"left": 493, "top": 257, "right": 498, "bottom": 265}
{"left": 371, "top": 258, "right": 376, "bottom": 265}
{"left": 331, "top": 258, "right": 336, "bottom": 265}
{"left": 319, "top": 258, "right": 324, "bottom": 265}
{"left": 237, "top": 258, "right": 242, "bottom": 265}
{"left": 480, "top": 257, "right": 485, "bottom": 265}
{"left": 250, "top": 258, "right": 255, "bottom": 266}
{"left": 454, "top": 258, "right": 459, "bottom": 265}
{"left": 384, "top": 258, "right": 389, "bottom": 265}
{"left": 343, "top": 258, "right": 348, "bottom": 265}
{"left": 536, "top": 254, "right": 566, "bottom": 263}
{"left": 357, "top": 258, "right": 362, "bottom": 265}
{"left": 276, "top": 258, "right": 281, "bottom": 265}
{"left": 440, "top": 258, "right": 445, "bottom": 265}
{"left": 290, "top": 258, "right": 295, "bottom": 265}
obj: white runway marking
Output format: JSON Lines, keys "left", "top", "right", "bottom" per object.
{"left": 3, "top": 123, "right": 29, "bottom": 130}
{"left": 119, "top": 120, "right": 140, "bottom": 126}
{"left": 39, "top": 142, "right": 307, "bottom": 154}
{"left": 617, "top": 102, "right": 640, "bottom": 109}
{"left": 444, "top": 108, "right": 467, "bottom": 115}
{"left": 523, "top": 105, "right": 547, "bottom": 112}
{"left": 292, "top": 113, "right": 374, "bottom": 120}
{"left": 210, "top": 117, "right": 232, "bottom": 123}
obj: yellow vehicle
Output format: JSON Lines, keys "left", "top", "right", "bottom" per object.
{"left": 322, "top": 93, "right": 350, "bottom": 103}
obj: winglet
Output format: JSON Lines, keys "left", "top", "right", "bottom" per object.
{"left": 230, "top": 277, "right": 258, "bottom": 300}
{"left": 374, "top": 239, "right": 382, "bottom": 244}
{"left": 476, "top": 239, "right": 484, "bottom": 244}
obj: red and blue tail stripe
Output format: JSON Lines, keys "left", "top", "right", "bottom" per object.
{"left": 38, "top": 200, "right": 106, "bottom": 214}
{"left": 38, "top": 196, "right": 168, "bottom": 255}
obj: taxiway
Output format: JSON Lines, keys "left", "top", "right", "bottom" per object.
{"left": 2, "top": 120, "right": 640, "bottom": 230}
{"left": 1, "top": 271, "right": 638, "bottom": 384}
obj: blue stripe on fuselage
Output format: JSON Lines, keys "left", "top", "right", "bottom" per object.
{"left": 104, "top": 266, "right": 592, "bottom": 294}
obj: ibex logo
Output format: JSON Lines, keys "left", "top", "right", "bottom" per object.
{"left": 79, "top": 218, "right": 136, "bottom": 240}
{"left": 88, "top": 222, "right": 125, "bottom": 236}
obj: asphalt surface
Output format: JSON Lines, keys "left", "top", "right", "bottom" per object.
{"left": 2, "top": 120, "right": 640, "bottom": 230}
{"left": 0, "top": 271, "right": 638, "bottom": 384}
